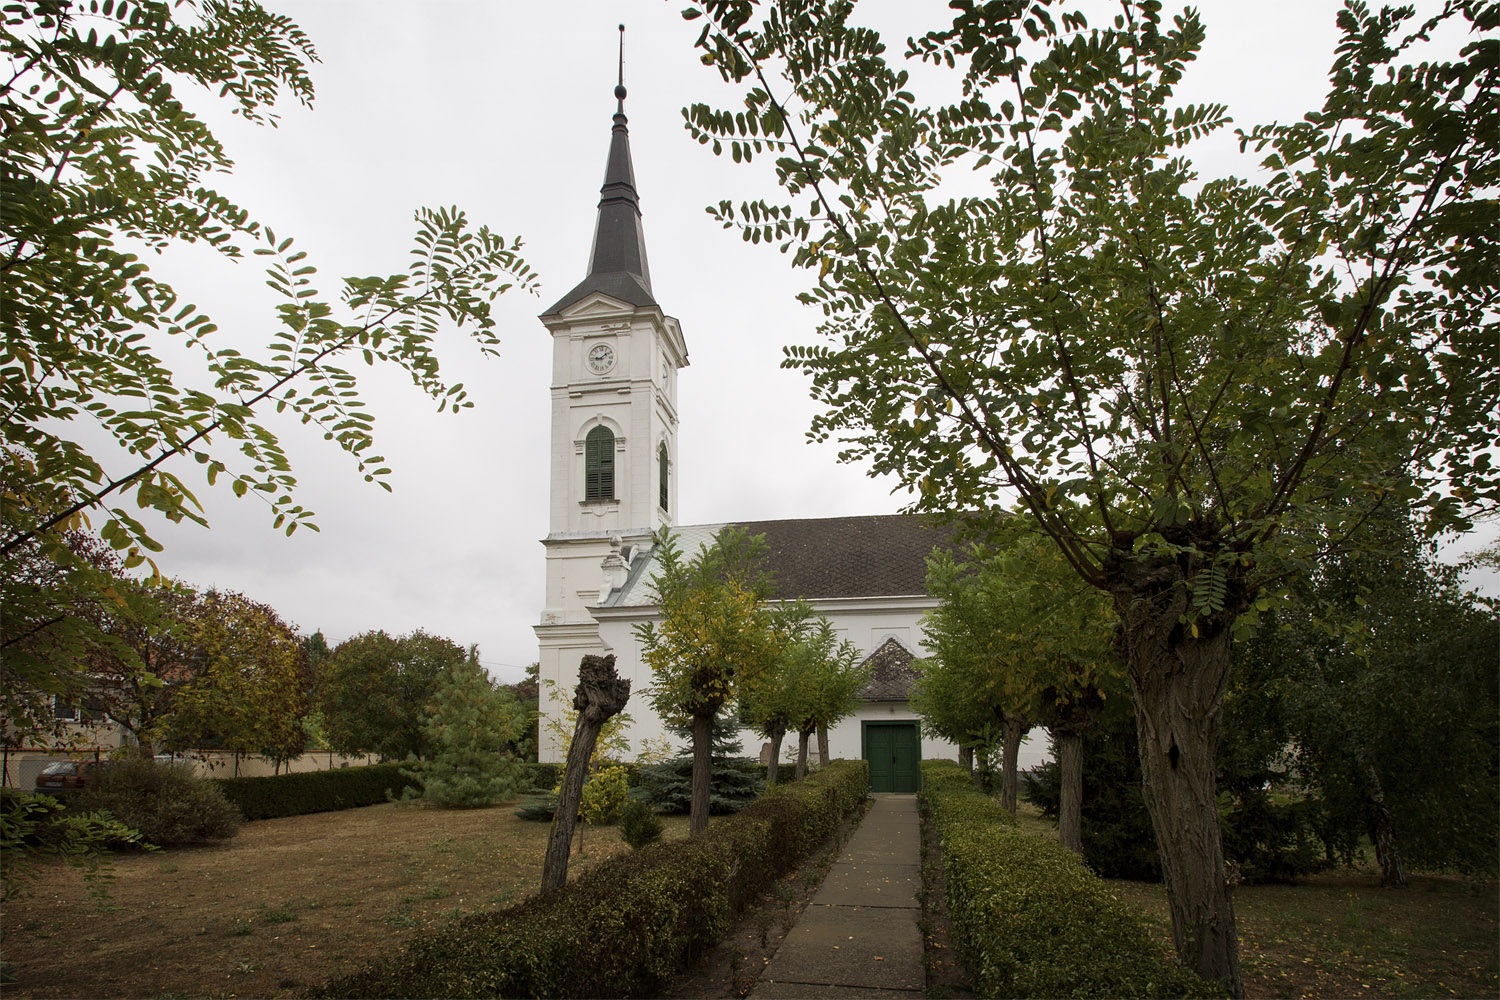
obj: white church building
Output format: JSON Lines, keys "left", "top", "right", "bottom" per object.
{"left": 533, "top": 80, "right": 1040, "bottom": 792}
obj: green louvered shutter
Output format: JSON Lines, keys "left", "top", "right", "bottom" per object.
{"left": 585, "top": 426, "right": 614, "bottom": 500}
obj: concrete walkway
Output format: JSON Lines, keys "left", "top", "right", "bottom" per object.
{"left": 749, "top": 794, "right": 925, "bottom": 998}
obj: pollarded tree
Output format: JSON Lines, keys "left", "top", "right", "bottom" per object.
{"left": 0, "top": 1, "right": 534, "bottom": 749}
{"left": 789, "top": 618, "right": 866, "bottom": 778}
{"left": 685, "top": 2, "right": 1496, "bottom": 991}
{"left": 638, "top": 528, "right": 778, "bottom": 835}
{"left": 740, "top": 602, "right": 818, "bottom": 785}
{"left": 919, "top": 546, "right": 1038, "bottom": 813}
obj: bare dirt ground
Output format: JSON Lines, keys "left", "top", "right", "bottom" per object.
{"left": 2, "top": 802, "right": 689, "bottom": 1000}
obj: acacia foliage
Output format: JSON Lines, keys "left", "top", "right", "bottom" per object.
{"left": 639, "top": 529, "right": 778, "bottom": 726}
{"left": 684, "top": 1, "right": 1495, "bottom": 988}
{"left": 1, "top": 0, "right": 534, "bottom": 740}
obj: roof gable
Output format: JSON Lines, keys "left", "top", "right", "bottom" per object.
{"left": 858, "top": 636, "right": 920, "bottom": 701}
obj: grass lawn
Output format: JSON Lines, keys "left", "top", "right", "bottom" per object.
{"left": 1015, "top": 802, "right": 1499, "bottom": 998}
{"left": 1, "top": 800, "right": 692, "bottom": 1000}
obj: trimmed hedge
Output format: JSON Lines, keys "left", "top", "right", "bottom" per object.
{"left": 213, "top": 763, "right": 419, "bottom": 821}
{"left": 920, "top": 760, "right": 1221, "bottom": 999}
{"left": 314, "top": 759, "right": 869, "bottom": 999}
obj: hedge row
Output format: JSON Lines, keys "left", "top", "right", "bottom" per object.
{"left": 919, "top": 760, "right": 1221, "bottom": 999}
{"left": 212, "top": 763, "right": 419, "bottom": 821}
{"left": 315, "top": 758, "right": 870, "bottom": 999}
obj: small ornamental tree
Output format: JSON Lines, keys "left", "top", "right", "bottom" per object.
{"left": 740, "top": 601, "right": 817, "bottom": 785}
{"left": 789, "top": 619, "right": 866, "bottom": 778}
{"left": 683, "top": 3, "right": 1495, "bottom": 989}
{"left": 402, "top": 645, "right": 525, "bottom": 809}
{"left": 638, "top": 529, "right": 777, "bottom": 835}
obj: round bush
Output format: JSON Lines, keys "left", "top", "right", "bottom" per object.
{"left": 620, "top": 797, "right": 663, "bottom": 850}
{"left": 71, "top": 756, "right": 241, "bottom": 846}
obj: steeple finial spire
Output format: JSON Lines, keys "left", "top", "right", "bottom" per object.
{"left": 615, "top": 23, "right": 626, "bottom": 110}
{"left": 542, "top": 23, "right": 656, "bottom": 315}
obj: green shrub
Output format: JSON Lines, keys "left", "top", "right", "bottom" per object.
{"left": 619, "top": 798, "right": 663, "bottom": 850}
{"left": 523, "top": 762, "right": 560, "bottom": 791}
{"left": 513, "top": 792, "right": 557, "bottom": 822}
{"left": 580, "top": 763, "right": 630, "bottom": 825}
{"left": 213, "top": 763, "right": 418, "bottom": 821}
{"left": 921, "top": 760, "right": 1220, "bottom": 999}
{"left": 71, "top": 757, "right": 240, "bottom": 847}
{"left": 315, "top": 759, "right": 869, "bottom": 999}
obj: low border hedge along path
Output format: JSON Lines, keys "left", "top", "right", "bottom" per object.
{"left": 314, "top": 759, "right": 871, "bottom": 998}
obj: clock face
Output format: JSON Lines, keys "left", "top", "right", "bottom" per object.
{"left": 587, "top": 343, "right": 615, "bottom": 374}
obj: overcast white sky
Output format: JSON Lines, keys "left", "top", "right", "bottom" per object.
{"left": 133, "top": 1, "right": 1494, "bottom": 684}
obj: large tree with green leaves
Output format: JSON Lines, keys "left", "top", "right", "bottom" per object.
{"left": 638, "top": 528, "right": 778, "bottom": 835}
{"left": 317, "top": 630, "right": 464, "bottom": 761}
{"left": 1, "top": 1, "right": 534, "bottom": 741}
{"left": 684, "top": 1, "right": 1496, "bottom": 990}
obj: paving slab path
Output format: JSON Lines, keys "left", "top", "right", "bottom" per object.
{"left": 749, "top": 793, "right": 925, "bottom": 998}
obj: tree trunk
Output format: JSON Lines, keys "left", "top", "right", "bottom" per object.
{"left": 1057, "top": 730, "right": 1084, "bottom": 855}
{"left": 1112, "top": 563, "right": 1245, "bottom": 999}
{"left": 542, "top": 654, "right": 630, "bottom": 891}
{"left": 767, "top": 729, "right": 784, "bottom": 787}
{"left": 691, "top": 712, "right": 712, "bottom": 836}
{"left": 795, "top": 726, "right": 813, "bottom": 780}
{"left": 817, "top": 723, "right": 829, "bottom": 766}
{"left": 958, "top": 743, "right": 973, "bottom": 773}
{"left": 999, "top": 714, "right": 1029, "bottom": 814}
{"left": 1363, "top": 763, "right": 1407, "bottom": 888}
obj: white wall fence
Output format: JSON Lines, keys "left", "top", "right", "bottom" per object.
{"left": 1, "top": 747, "right": 380, "bottom": 790}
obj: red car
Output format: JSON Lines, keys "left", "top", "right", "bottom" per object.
{"left": 34, "top": 760, "right": 110, "bottom": 793}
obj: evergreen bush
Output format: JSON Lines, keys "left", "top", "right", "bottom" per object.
{"left": 923, "top": 760, "right": 1220, "bottom": 999}
{"left": 315, "top": 759, "right": 869, "bottom": 999}
{"left": 72, "top": 757, "right": 240, "bottom": 846}
{"left": 401, "top": 650, "right": 527, "bottom": 808}
{"left": 619, "top": 797, "right": 663, "bottom": 850}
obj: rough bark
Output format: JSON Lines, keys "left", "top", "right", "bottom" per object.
{"left": 541, "top": 654, "right": 630, "bottom": 892}
{"left": 691, "top": 713, "right": 712, "bottom": 835}
{"left": 816, "top": 723, "right": 829, "bottom": 766}
{"left": 795, "top": 725, "right": 813, "bottom": 780}
{"left": 1109, "top": 552, "right": 1246, "bottom": 998}
{"left": 766, "top": 729, "right": 784, "bottom": 787}
{"left": 999, "top": 713, "right": 1029, "bottom": 814}
{"left": 1057, "top": 731, "right": 1084, "bottom": 855}
{"left": 1364, "top": 764, "right": 1407, "bottom": 888}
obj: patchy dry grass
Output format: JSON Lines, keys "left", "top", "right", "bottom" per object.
{"left": 1, "top": 801, "right": 691, "bottom": 1000}
{"left": 1110, "top": 872, "right": 1498, "bottom": 999}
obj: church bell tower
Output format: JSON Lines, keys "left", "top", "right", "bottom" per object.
{"left": 534, "top": 30, "right": 688, "bottom": 757}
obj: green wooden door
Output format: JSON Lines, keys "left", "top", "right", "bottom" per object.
{"left": 865, "top": 722, "right": 920, "bottom": 793}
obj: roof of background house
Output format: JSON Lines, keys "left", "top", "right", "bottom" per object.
{"left": 857, "top": 636, "right": 920, "bottom": 701}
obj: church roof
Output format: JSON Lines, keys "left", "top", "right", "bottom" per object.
{"left": 542, "top": 83, "right": 655, "bottom": 315}
{"left": 736, "top": 514, "right": 958, "bottom": 599}
{"left": 857, "top": 636, "right": 920, "bottom": 701}
{"left": 602, "top": 513, "right": 958, "bottom": 608}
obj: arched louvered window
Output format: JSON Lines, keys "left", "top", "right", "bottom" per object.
{"left": 658, "top": 442, "right": 669, "bottom": 512}
{"left": 585, "top": 426, "right": 615, "bottom": 501}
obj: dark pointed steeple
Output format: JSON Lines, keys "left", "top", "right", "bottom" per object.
{"left": 544, "top": 25, "right": 656, "bottom": 314}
